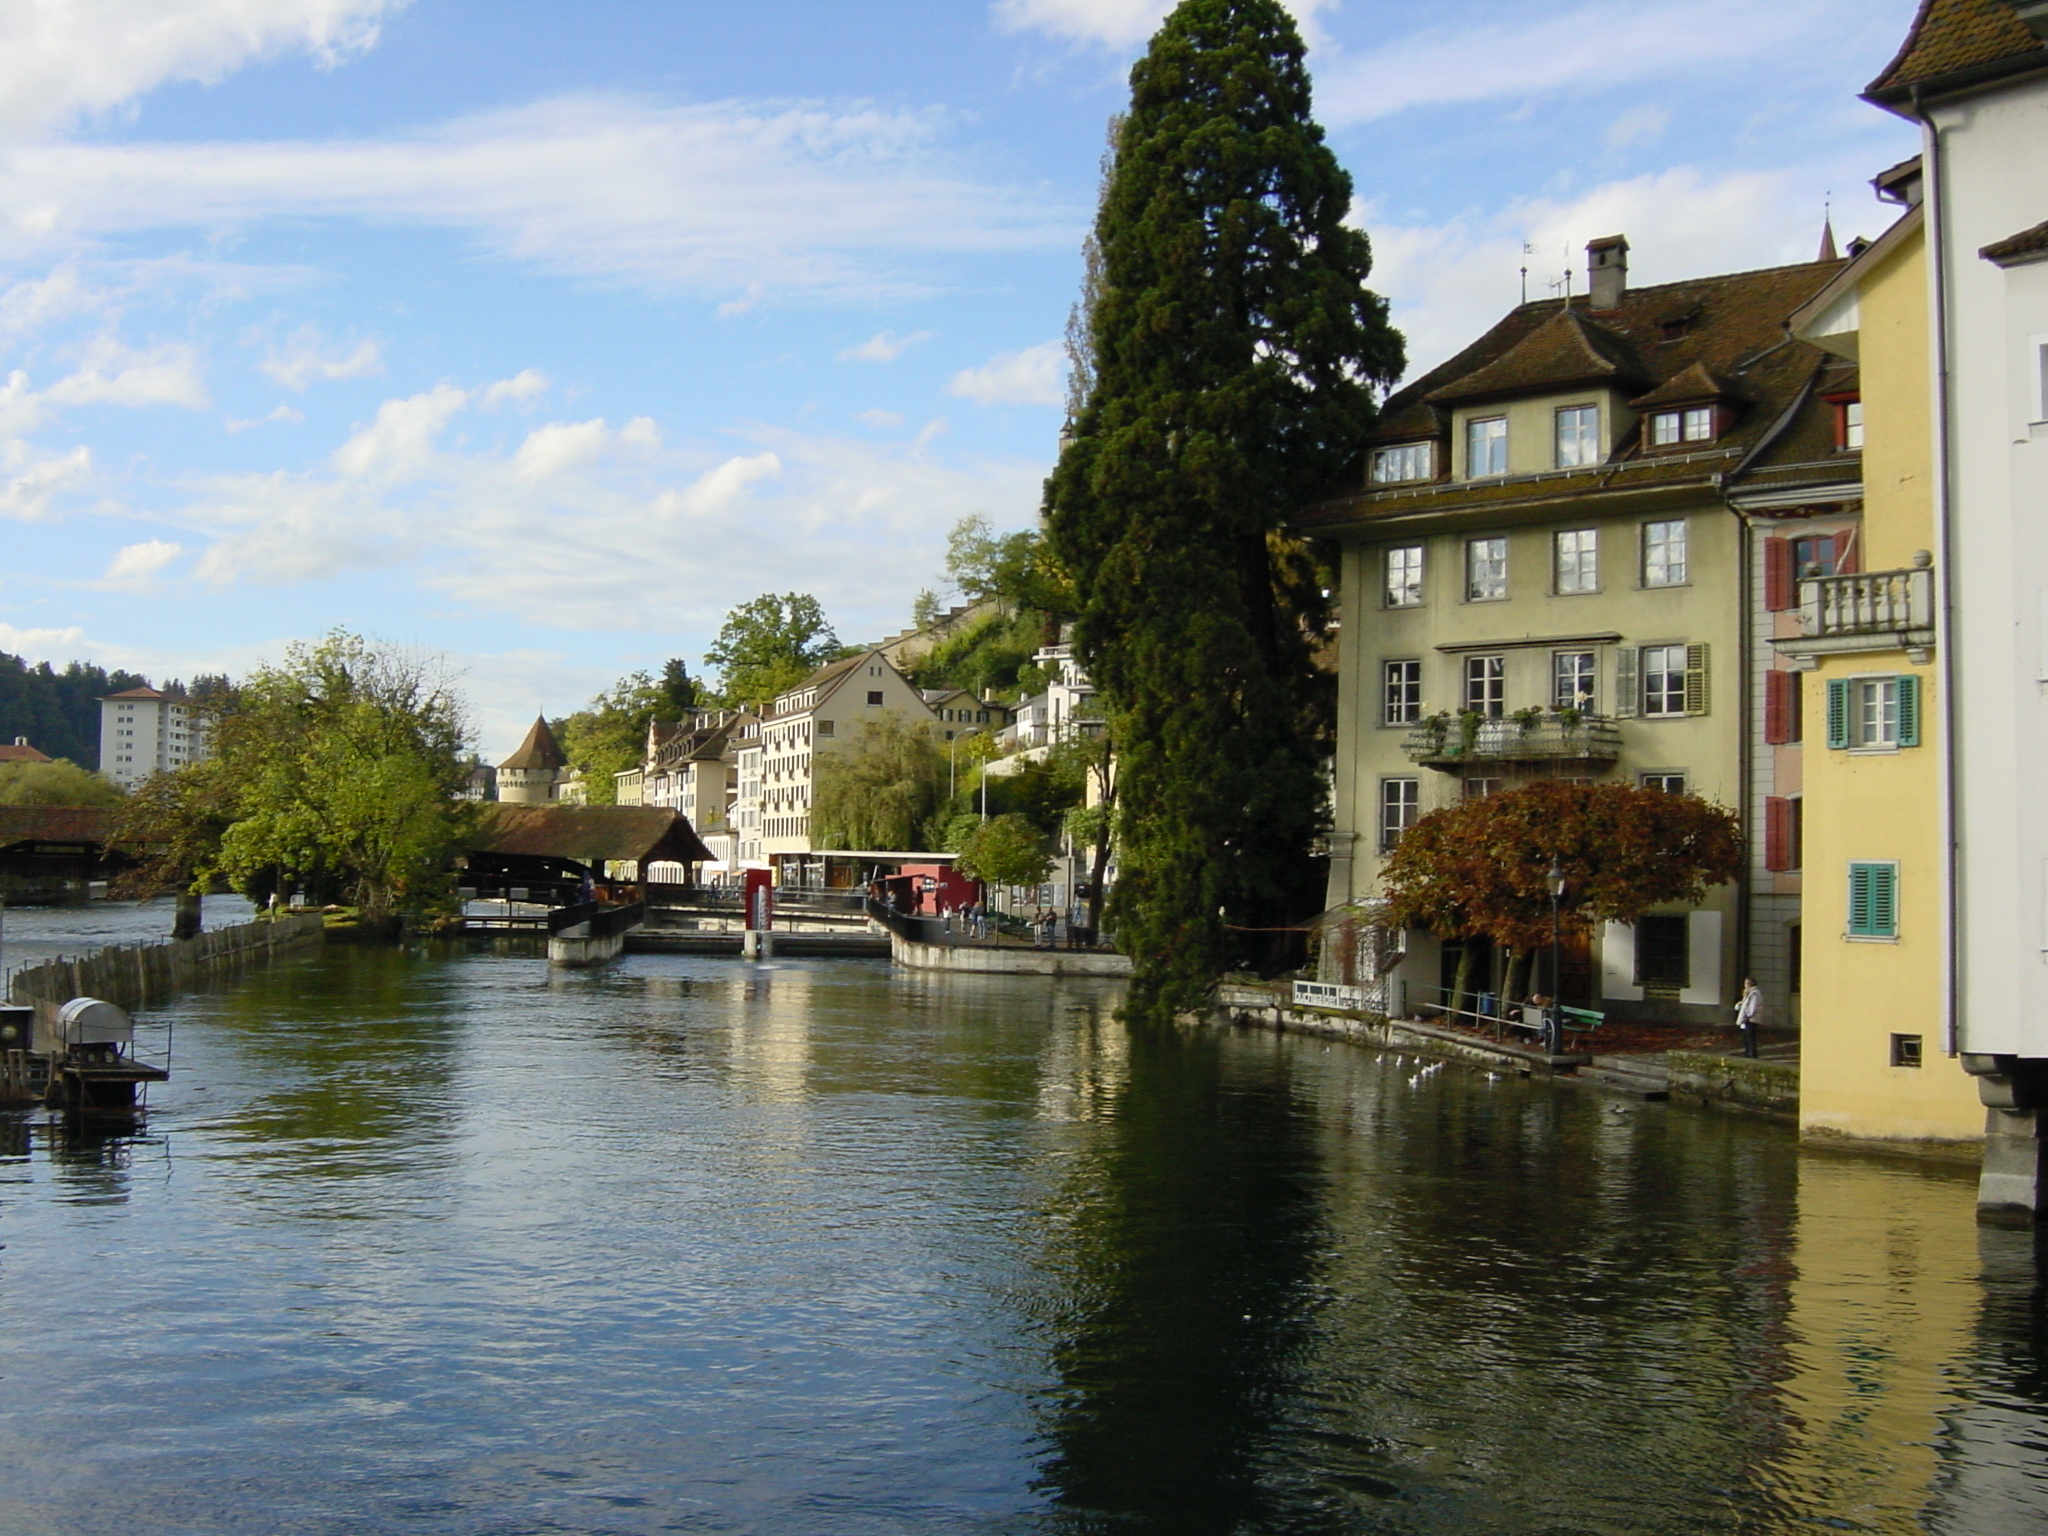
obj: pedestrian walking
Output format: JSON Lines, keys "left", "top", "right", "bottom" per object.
{"left": 1734, "top": 977, "right": 1762, "bottom": 1058}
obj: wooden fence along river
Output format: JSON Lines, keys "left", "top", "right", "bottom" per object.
{"left": 6, "top": 913, "right": 327, "bottom": 1011}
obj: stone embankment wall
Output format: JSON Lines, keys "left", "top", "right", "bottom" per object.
{"left": 889, "top": 934, "right": 1132, "bottom": 978}
{"left": 7, "top": 914, "right": 327, "bottom": 1013}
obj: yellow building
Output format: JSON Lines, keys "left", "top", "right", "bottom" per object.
{"left": 1781, "top": 167, "right": 1979, "bottom": 1153}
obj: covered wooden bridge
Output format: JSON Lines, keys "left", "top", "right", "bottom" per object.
{"left": 0, "top": 807, "right": 133, "bottom": 902}
{"left": 458, "top": 805, "right": 713, "bottom": 907}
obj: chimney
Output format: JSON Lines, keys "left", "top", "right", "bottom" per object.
{"left": 1587, "top": 235, "right": 1629, "bottom": 311}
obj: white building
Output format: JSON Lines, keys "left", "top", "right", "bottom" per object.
{"left": 1863, "top": 0, "right": 2048, "bottom": 1213}
{"left": 98, "top": 686, "right": 211, "bottom": 789}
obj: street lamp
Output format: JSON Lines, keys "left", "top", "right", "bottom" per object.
{"left": 1547, "top": 857, "right": 1566, "bottom": 1056}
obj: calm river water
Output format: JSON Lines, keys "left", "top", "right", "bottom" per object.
{"left": 2, "top": 941, "right": 2046, "bottom": 1534}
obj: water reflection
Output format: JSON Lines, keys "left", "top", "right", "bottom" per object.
{"left": 0, "top": 949, "right": 2041, "bottom": 1534}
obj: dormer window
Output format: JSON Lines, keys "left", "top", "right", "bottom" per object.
{"left": 1649, "top": 407, "right": 1715, "bottom": 447}
{"left": 1555, "top": 405, "right": 1599, "bottom": 468}
{"left": 1370, "top": 442, "right": 1433, "bottom": 484}
{"left": 1466, "top": 416, "right": 1508, "bottom": 478}
{"left": 1833, "top": 397, "right": 1864, "bottom": 450}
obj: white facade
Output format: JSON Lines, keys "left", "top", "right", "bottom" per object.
{"left": 99, "top": 688, "right": 211, "bottom": 789}
{"left": 1920, "top": 49, "right": 2048, "bottom": 1058}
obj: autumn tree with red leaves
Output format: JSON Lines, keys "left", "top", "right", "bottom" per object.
{"left": 1380, "top": 780, "right": 1744, "bottom": 1006}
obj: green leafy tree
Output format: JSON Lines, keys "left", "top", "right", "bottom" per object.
{"left": 554, "top": 669, "right": 671, "bottom": 806}
{"left": 0, "top": 758, "right": 123, "bottom": 806}
{"left": 1043, "top": 0, "right": 1404, "bottom": 1022}
{"left": 703, "top": 592, "right": 844, "bottom": 705}
{"left": 206, "top": 632, "right": 474, "bottom": 923}
{"left": 811, "top": 715, "right": 947, "bottom": 851}
{"left": 948, "top": 811, "right": 1054, "bottom": 891}
{"left": 658, "top": 658, "right": 699, "bottom": 715}
{"left": 1380, "top": 780, "right": 1745, "bottom": 1006}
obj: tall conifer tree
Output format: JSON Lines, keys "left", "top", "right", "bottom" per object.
{"left": 1046, "top": 0, "right": 1403, "bottom": 1022}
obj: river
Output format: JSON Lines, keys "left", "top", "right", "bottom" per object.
{"left": 0, "top": 941, "right": 2043, "bottom": 1534}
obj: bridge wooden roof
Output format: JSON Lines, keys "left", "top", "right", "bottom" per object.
{"left": 0, "top": 805, "right": 117, "bottom": 850}
{"left": 468, "top": 804, "right": 713, "bottom": 868}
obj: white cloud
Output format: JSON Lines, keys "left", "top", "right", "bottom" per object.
{"left": 838, "top": 330, "right": 931, "bottom": 362}
{"left": 993, "top": 0, "right": 1336, "bottom": 49}
{"left": 946, "top": 340, "right": 1064, "bottom": 407}
{"left": 260, "top": 325, "right": 383, "bottom": 390}
{"left": 0, "top": 266, "right": 103, "bottom": 335}
{"left": 0, "top": 622, "right": 88, "bottom": 660}
{"left": 158, "top": 375, "right": 1045, "bottom": 638}
{"left": 1361, "top": 164, "right": 1848, "bottom": 380}
{"left": 332, "top": 383, "right": 469, "bottom": 480}
{"left": 855, "top": 408, "right": 905, "bottom": 429}
{"left": 1605, "top": 105, "right": 1671, "bottom": 152}
{"left": 0, "top": 0, "right": 403, "bottom": 144}
{"left": 480, "top": 368, "right": 549, "bottom": 409}
{"left": 102, "top": 539, "right": 184, "bottom": 588}
{"left": 1315, "top": 1, "right": 1824, "bottom": 125}
{"left": 226, "top": 403, "right": 305, "bottom": 432}
{"left": 44, "top": 335, "right": 208, "bottom": 410}
{"left": 0, "top": 442, "right": 92, "bottom": 519}
{"left": 0, "top": 96, "right": 1075, "bottom": 304}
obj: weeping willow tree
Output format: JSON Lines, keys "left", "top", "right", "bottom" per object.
{"left": 810, "top": 715, "right": 948, "bottom": 851}
{"left": 1044, "top": 0, "right": 1404, "bottom": 1023}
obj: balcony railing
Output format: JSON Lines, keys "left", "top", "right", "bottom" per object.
{"left": 1799, "top": 567, "right": 1934, "bottom": 639}
{"left": 1403, "top": 713, "right": 1622, "bottom": 768}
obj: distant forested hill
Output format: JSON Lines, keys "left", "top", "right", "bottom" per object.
{"left": 0, "top": 654, "right": 151, "bottom": 768}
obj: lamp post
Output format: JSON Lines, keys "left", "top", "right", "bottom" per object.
{"left": 1547, "top": 857, "right": 1566, "bottom": 1056}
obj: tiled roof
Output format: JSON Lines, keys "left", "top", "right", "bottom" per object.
{"left": 1424, "top": 307, "right": 1646, "bottom": 404}
{"left": 0, "top": 741, "right": 52, "bottom": 763}
{"left": 1310, "top": 256, "right": 1855, "bottom": 531}
{"left": 1865, "top": 0, "right": 2045, "bottom": 99}
{"left": 102, "top": 686, "right": 166, "bottom": 701}
{"left": 0, "top": 806, "right": 117, "bottom": 848}
{"left": 1629, "top": 361, "right": 1743, "bottom": 410}
{"left": 1982, "top": 218, "right": 2048, "bottom": 265}
{"left": 469, "top": 804, "right": 714, "bottom": 865}
{"left": 498, "top": 715, "right": 568, "bottom": 771}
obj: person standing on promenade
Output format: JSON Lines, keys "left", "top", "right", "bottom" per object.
{"left": 1734, "top": 977, "right": 1762, "bottom": 1059}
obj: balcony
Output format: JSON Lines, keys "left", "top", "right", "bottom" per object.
{"left": 1782, "top": 566, "right": 1936, "bottom": 665}
{"left": 1404, "top": 712, "right": 1622, "bottom": 769}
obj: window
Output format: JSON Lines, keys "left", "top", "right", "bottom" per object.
{"left": 1847, "top": 861, "right": 1899, "bottom": 939}
{"left": 1641, "top": 773, "right": 1688, "bottom": 794}
{"left": 815, "top": 720, "right": 835, "bottom": 737}
{"left": 1462, "top": 776, "right": 1502, "bottom": 799}
{"left": 1764, "top": 669, "right": 1801, "bottom": 744}
{"left": 1825, "top": 675, "right": 1921, "bottom": 750}
{"left": 1466, "top": 416, "right": 1508, "bottom": 477}
{"left": 1555, "top": 529, "right": 1598, "bottom": 593}
{"left": 1555, "top": 405, "right": 1599, "bottom": 468}
{"left": 1463, "top": 655, "right": 1505, "bottom": 718}
{"left": 1466, "top": 537, "right": 1507, "bottom": 601}
{"left": 1643, "top": 520, "right": 1687, "bottom": 587}
{"left": 1379, "top": 779, "right": 1420, "bottom": 852}
{"left": 1835, "top": 397, "right": 1864, "bottom": 450}
{"left": 1641, "top": 644, "right": 1688, "bottom": 717}
{"left": 1385, "top": 545, "right": 1424, "bottom": 607}
{"left": 1371, "top": 442, "right": 1433, "bottom": 483}
{"left": 1792, "top": 535, "right": 1838, "bottom": 580}
{"left": 1649, "top": 408, "right": 1715, "bottom": 446}
{"left": 1383, "top": 660, "right": 1422, "bottom": 725}
{"left": 1634, "top": 915, "right": 1690, "bottom": 990}
{"left": 1891, "top": 1034, "right": 1923, "bottom": 1068}
{"left": 866, "top": 691, "right": 885, "bottom": 706}
{"left": 1553, "top": 651, "right": 1596, "bottom": 711}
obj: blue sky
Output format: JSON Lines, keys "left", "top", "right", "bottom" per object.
{"left": 0, "top": 0, "right": 1922, "bottom": 759}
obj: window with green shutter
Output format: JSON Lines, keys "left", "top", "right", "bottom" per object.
{"left": 1826, "top": 675, "right": 1921, "bottom": 750}
{"left": 1847, "top": 861, "right": 1898, "bottom": 939}
{"left": 1896, "top": 674, "right": 1921, "bottom": 747}
{"left": 1826, "top": 677, "right": 1851, "bottom": 748}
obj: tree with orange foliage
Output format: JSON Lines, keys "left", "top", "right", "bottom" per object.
{"left": 1380, "top": 779, "right": 1744, "bottom": 1008}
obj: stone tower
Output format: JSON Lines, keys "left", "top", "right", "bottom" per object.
{"left": 496, "top": 715, "right": 569, "bottom": 804}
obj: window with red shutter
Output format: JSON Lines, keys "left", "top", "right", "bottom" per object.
{"left": 1764, "top": 537, "right": 1795, "bottom": 611}
{"left": 1764, "top": 796, "right": 1791, "bottom": 872}
{"left": 1764, "top": 670, "right": 1791, "bottom": 744}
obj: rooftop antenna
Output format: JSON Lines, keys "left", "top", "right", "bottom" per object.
{"left": 1520, "top": 242, "right": 1533, "bottom": 305}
